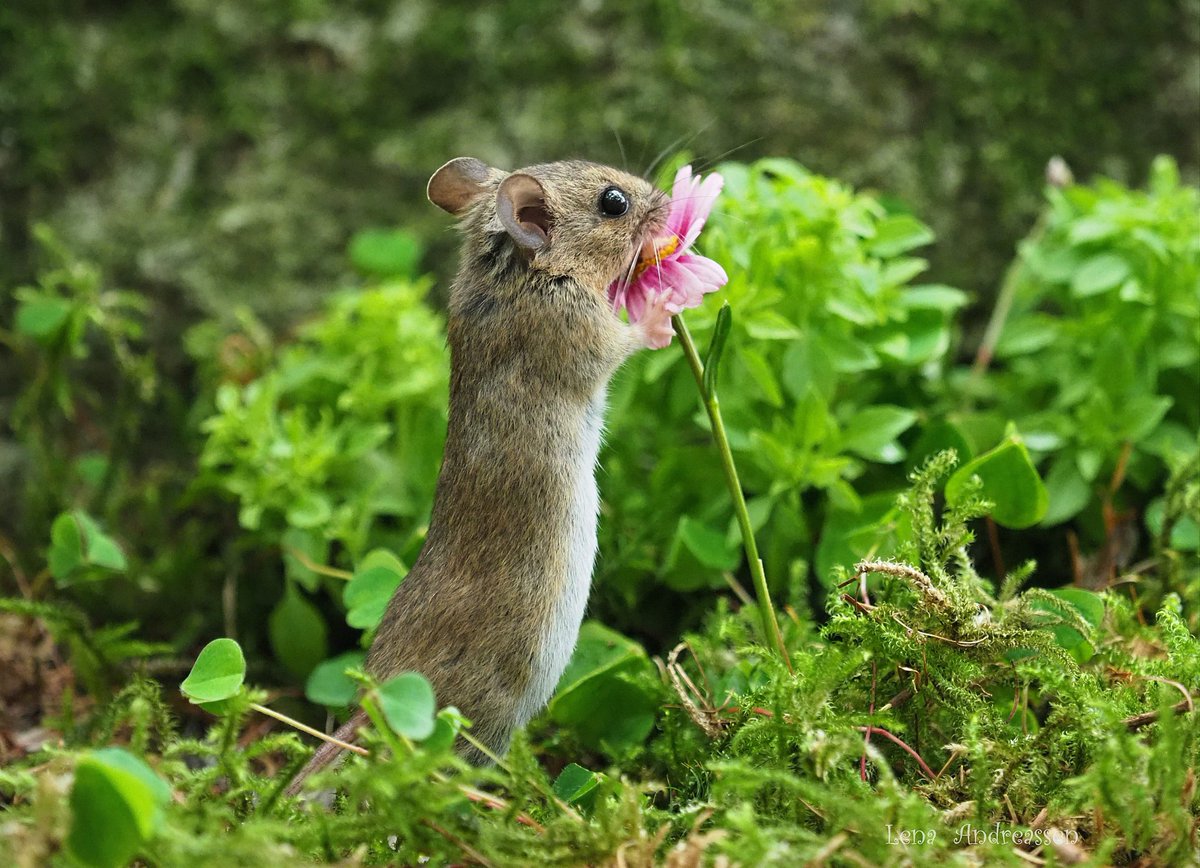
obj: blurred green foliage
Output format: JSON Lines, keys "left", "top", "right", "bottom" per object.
{"left": 1, "top": 0, "right": 1195, "bottom": 329}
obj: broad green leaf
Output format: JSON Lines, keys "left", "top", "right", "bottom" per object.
{"left": 48, "top": 512, "right": 84, "bottom": 580}
{"left": 305, "top": 651, "right": 366, "bottom": 707}
{"left": 375, "top": 672, "right": 436, "bottom": 740}
{"left": 1067, "top": 216, "right": 1119, "bottom": 245}
{"left": 1070, "top": 253, "right": 1131, "bottom": 297}
{"left": 550, "top": 622, "right": 657, "bottom": 754}
{"left": 738, "top": 347, "right": 784, "bottom": 407}
{"left": 286, "top": 491, "right": 333, "bottom": 529}
{"left": 180, "top": 638, "right": 246, "bottom": 703}
{"left": 423, "top": 706, "right": 469, "bottom": 752}
{"left": 996, "top": 315, "right": 1059, "bottom": 357}
{"left": 15, "top": 295, "right": 72, "bottom": 338}
{"left": 349, "top": 228, "right": 423, "bottom": 278}
{"left": 781, "top": 338, "right": 835, "bottom": 402}
{"left": 1048, "top": 588, "right": 1105, "bottom": 629}
{"left": 1114, "top": 395, "right": 1172, "bottom": 442}
{"left": 880, "top": 256, "right": 928, "bottom": 287}
{"left": 677, "top": 516, "right": 740, "bottom": 571}
{"left": 946, "top": 430, "right": 1048, "bottom": 529}
{"left": 69, "top": 748, "right": 170, "bottom": 868}
{"left": 269, "top": 583, "right": 329, "bottom": 679}
{"left": 1041, "top": 456, "right": 1092, "bottom": 526}
{"left": 343, "top": 562, "right": 407, "bottom": 630}
{"left": 358, "top": 548, "right": 408, "bottom": 576}
{"left": 744, "top": 310, "right": 802, "bottom": 340}
{"left": 840, "top": 405, "right": 918, "bottom": 463}
{"left": 900, "top": 284, "right": 970, "bottom": 311}
{"left": 868, "top": 214, "right": 934, "bottom": 257}
{"left": 1030, "top": 588, "right": 1103, "bottom": 663}
{"left": 75, "top": 513, "right": 127, "bottom": 571}
{"left": 552, "top": 763, "right": 603, "bottom": 810}
{"left": 49, "top": 511, "right": 127, "bottom": 584}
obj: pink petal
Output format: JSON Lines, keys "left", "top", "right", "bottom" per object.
{"left": 667, "top": 166, "right": 724, "bottom": 251}
{"left": 674, "top": 253, "right": 728, "bottom": 290}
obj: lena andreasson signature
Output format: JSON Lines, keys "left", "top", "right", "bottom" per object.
{"left": 886, "top": 824, "right": 1082, "bottom": 847}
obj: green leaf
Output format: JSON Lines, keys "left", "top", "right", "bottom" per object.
{"left": 901, "top": 284, "right": 970, "bottom": 311}
{"left": 744, "top": 310, "right": 802, "bottom": 340}
{"left": 48, "top": 511, "right": 127, "bottom": 584}
{"left": 358, "top": 547, "right": 408, "bottom": 576}
{"left": 422, "top": 706, "right": 469, "bottom": 752}
{"left": 1048, "top": 588, "right": 1105, "bottom": 629}
{"left": 69, "top": 748, "right": 170, "bottom": 868}
{"left": 702, "top": 303, "right": 732, "bottom": 399}
{"left": 1041, "top": 456, "right": 1092, "bottom": 526}
{"left": 552, "top": 763, "right": 603, "bottom": 810}
{"left": 375, "top": 672, "right": 437, "bottom": 740}
{"left": 739, "top": 347, "right": 784, "bottom": 407}
{"left": 946, "top": 430, "right": 1048, "bottom": 529}
{"left": 840, "top": 405, "right": 918, "bottom": 463}
{"left": 549, "top": 622, "right": 658, "bottom": 755}
{"left": 305, "top": 651, "right": 366, "bottom": 707}
{"left": 1145, "top": 498, "right": 1200, "bottom": 551}
{"left": 343, "top": 562, "right": 407, "bottom": 630}
{"left": 1114, "top": 395, "right": 1172, "bottom": 442}
{"left": 15, "top": 295, "right": 72, "bottom": 338}
{"left": 677, "top": 516, "right": 740, "bottom": 571}
{"left": 75, "top": 513, "right": 127, "bottom": 571}
{"left": 286, "top": 491, "right": 333, "bottom": 529}
{"left": 1070, "top": 253, "right": 1131, "bottom": 297}
{"left": 868, "top": 214, "right": 935, "bottom": 257}
{"left": 1030, "top": 588, "right": 1104, "bottom": 663}
{"left": 269, "top": 583, "right": 329, "bottom": 679}
{"left": 180, "top": 638, "right": 246, "bottom": 704}
{"left": 48, "top": 512, "right": 84, "bottom": 580}
{"left": 348, "top": 228, "right": 423, "bottom": 278}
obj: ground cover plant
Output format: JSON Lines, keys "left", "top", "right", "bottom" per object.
{"left": 1, "top": 155, "right": 1197, "bottom": 866}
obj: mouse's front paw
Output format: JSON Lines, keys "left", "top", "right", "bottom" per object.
{"left": 638, "top": 290, "right": 679, "bottom": 350}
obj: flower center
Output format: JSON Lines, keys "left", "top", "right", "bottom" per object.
{"left": 633, "top": 234, "right": 679, "bottom": 278}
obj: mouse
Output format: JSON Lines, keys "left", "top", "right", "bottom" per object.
{"left": 286, "top": 157, "right": 676, "bottom": 795}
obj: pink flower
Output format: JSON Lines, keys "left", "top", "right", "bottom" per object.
{"left": 609, "top": 165, "right": 729, "bottom": 324}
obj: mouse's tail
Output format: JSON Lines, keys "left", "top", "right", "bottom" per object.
{"left": 283, "top": 708, "right": 368, "bottom": 798}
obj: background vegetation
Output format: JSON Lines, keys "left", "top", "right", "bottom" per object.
{"left": 2, "top": 2, "right": 1198, "bottom": 865}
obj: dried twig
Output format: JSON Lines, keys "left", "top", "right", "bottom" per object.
{"left": 665, "top": 644, "right": 726, "bottom": 738}
{"left": 1123, "top": 698, "right": 1194, "bottom": 731}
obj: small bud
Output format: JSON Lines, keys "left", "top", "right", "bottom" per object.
{"left": 1045, "top": 156, "right": 1074, "bottom": 188}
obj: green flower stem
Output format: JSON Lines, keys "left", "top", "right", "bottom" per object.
{"left": 672, "top": 314, "right": 793, "bottom": 672}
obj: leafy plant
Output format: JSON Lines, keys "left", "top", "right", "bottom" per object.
{"left": 973, "top": 156, "right": 1199, "bottom": 533}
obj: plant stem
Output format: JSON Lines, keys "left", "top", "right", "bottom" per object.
{"left": 672, "top": 314, "right": 792, "bottom": 672}
{"left": 249, "top": 702, "right": 368, "bottom": 756}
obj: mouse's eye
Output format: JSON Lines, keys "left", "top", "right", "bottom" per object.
{"left": 599, "top": 186, "right": 631, "bottom": 217}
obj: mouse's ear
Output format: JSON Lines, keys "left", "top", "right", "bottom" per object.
{"left": 496, "top": 173, "right": 551, "bottom": 251}
{"left": 428, "top": 157, "right": 495, "bottom": 215}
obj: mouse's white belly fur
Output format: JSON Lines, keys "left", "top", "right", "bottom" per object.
{"left": 513, "top": 388, "right": 605, "bottom": 728}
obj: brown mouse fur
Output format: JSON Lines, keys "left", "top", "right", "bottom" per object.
{"left": 286, "top": 158, "right": 673, "bottom": 795}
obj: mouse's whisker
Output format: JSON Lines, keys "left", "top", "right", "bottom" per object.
{"left": 643, "top": 123, "right": 714, "bottom": 180}
{"left": 691, "top": 137, "right": 764, "bottom": 174}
